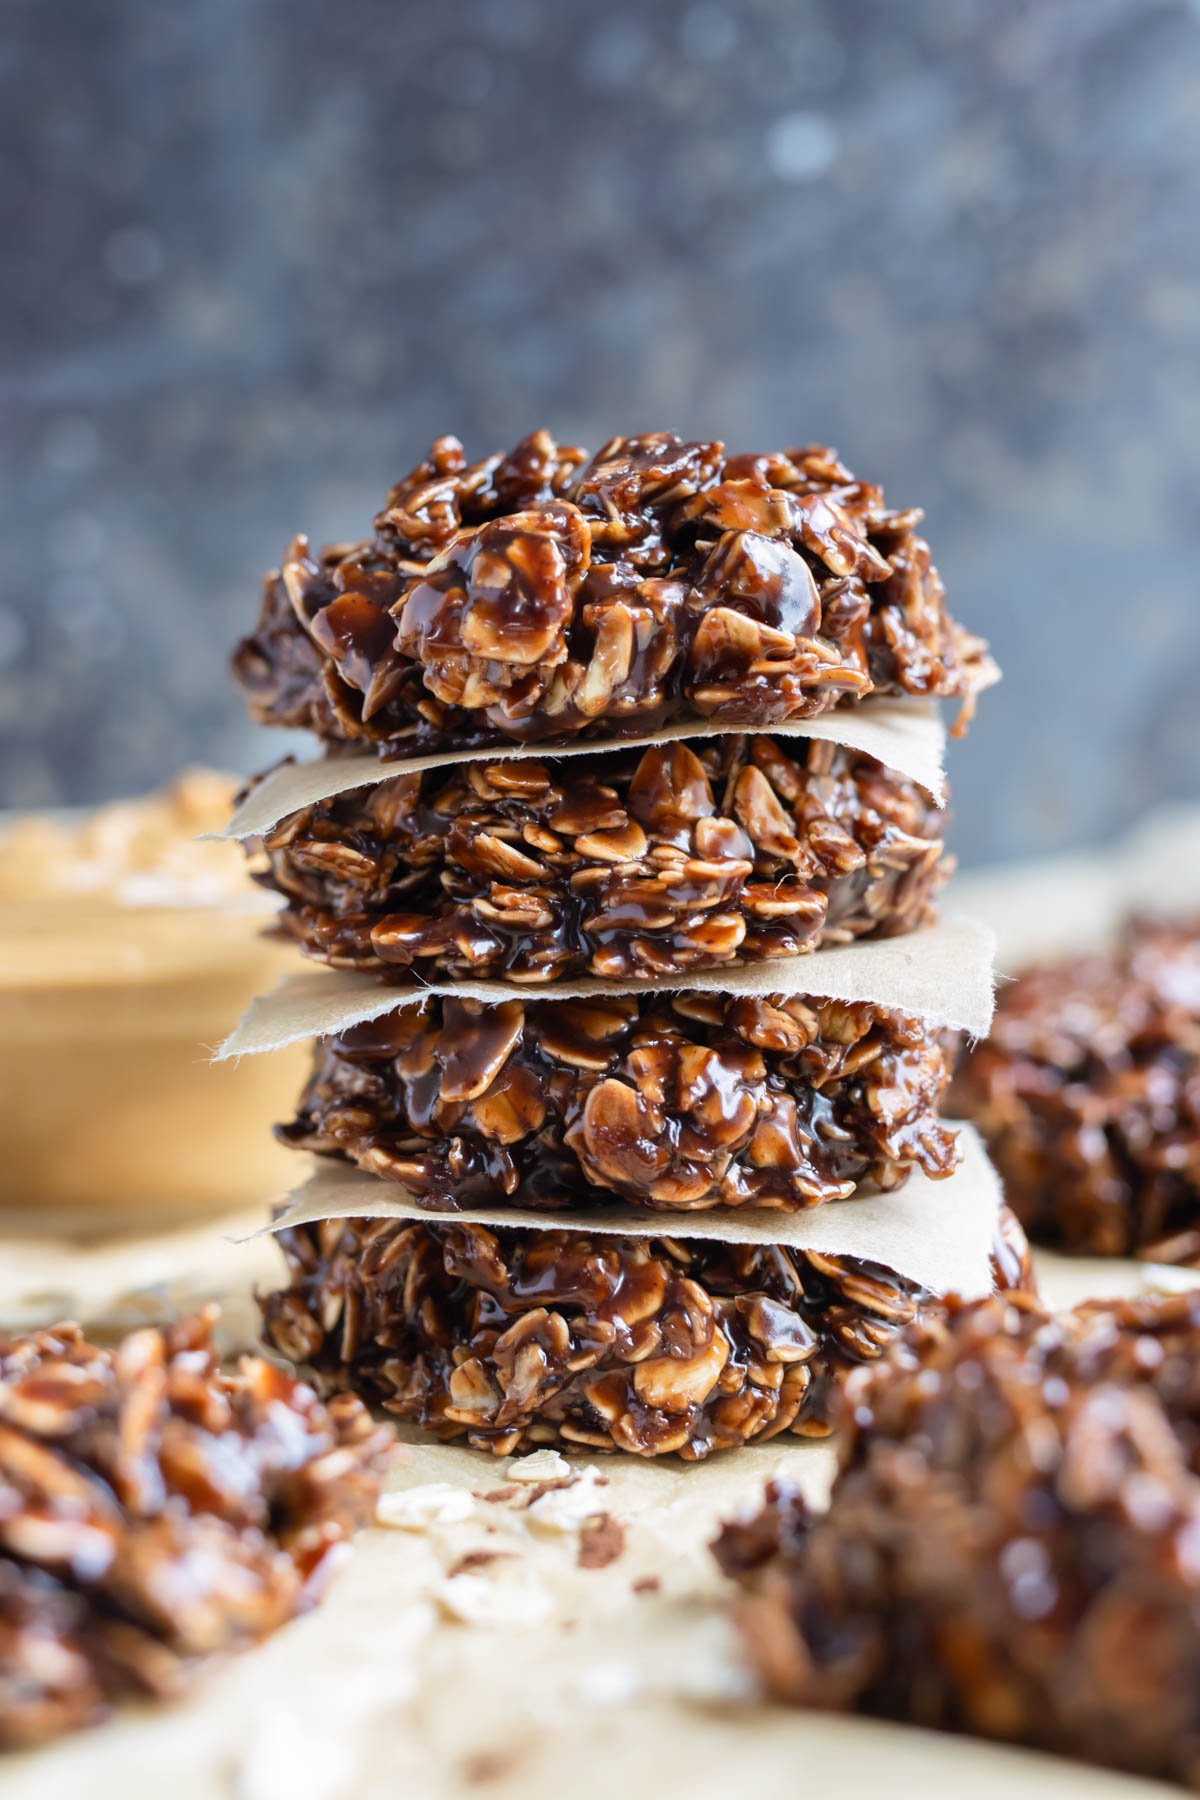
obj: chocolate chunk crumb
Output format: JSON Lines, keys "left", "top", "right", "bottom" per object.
{"left": 578, "top": 1514, "right": 626, "bottom": 1569}
{"left": 446, "top": 1550, "right": 516, "bottom": 1576}
{"left": 463, "top": 1747, "right": 519, "bottom": 1784}
{"left": 521, "top": 1476, "right": 580, "bottom": 1503}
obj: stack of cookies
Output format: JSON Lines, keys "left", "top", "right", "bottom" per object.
{"left": 220, "top": 430, "right": 1025, "bottom": 1459}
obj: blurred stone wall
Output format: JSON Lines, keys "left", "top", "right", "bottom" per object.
{"left": 2, "top": 0, "right": 1198, "bottom": 864}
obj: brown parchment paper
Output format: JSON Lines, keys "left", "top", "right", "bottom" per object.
{"left": 214, "top": 913, "right": 996, "bottom": 1060}
{"left": 0, "top": 1208, "right": 272, "bottom": 1348}
{"left": 218, "top": 696, "right": 948, "bottom": 841}
{"left": 261, "top": 1123, "right": 999, "bottom": 1301}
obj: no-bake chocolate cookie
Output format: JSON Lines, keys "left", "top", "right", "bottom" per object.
{"left": 0, "top": 1313, "right": 391, "bottom": 1749}
{"left": 951, "top": 915, "right": 1200, "bottom": 1260}
{"left": 234, "top": 432, "right": 993, "bottom": 755}
{"left": 716, "top": 1291, "right": 1200, "bottom": 1788}
{"left": 257, "top": 734, "right": 947, "bottom": 983}
{"left": 259, "top": 1207, "right": 1030, "bottom": 1460}
{"left": 280, "top": 990, "right": 959, "bottom": 1212}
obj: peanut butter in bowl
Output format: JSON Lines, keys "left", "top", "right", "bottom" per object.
{"left": 0, "top": 770, "right": 310, "bottom": 1236}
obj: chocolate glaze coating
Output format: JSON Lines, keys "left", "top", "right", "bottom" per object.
{"left": 257, "top": 733, "right": 947, "bottom": 984}
{"left": 233, "top": 432, "right": 993, "bottom": 755}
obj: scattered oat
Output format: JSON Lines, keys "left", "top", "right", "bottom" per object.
{"left": 376, "top": 1482, "right": 475, "bottom": 1530}
{"left": 525, "top": 1467, "right": 611, "bottom": 1534}
{"left": 576, "top": 1661, "right": 642, "bottom": 1707}
{"left": 436, "top": 1571, "right": 553, "bottom": 1628}
{"left": 1142, "top": 1263, "right": 1200, "bottom": 1296}
{"left": 237, "top": 1706, "right": 359, "bottom": 1800}
{"left": 506, "top": 1448, "right": 571, "bottom": 1483}
{"left": 661, "top": 1615, "right": 759, "bottom": 1705}
{"left": 578, "top": 1513, "right": 626, "bottom": 1569}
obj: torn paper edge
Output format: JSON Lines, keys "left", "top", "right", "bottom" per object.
{"left": 248, "top": 1123, "right": 1001, "bottom": 1302}
{"left": 219, "top": 697, "right": 947, "bottom": 840}
{"left": 214, "top": 913, "right": 996, "bottom": 1060}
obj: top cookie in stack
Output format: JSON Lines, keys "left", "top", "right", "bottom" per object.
{"left": 223, "top": 430, "right": 1016, "bottom": 1460}
{"left": 233, "top": 431, "right": 994, "bottom": 757}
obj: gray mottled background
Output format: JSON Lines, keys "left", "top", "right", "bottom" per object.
{"left": 2, "top": 0, "right": 1197, "bottom": 865}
